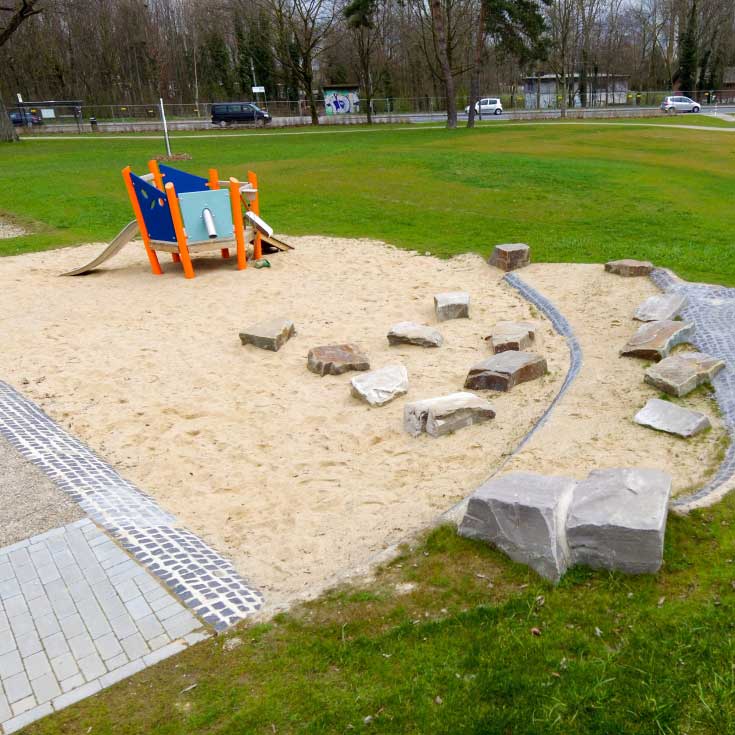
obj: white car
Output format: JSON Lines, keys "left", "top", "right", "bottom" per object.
{"left": 660, "top": 96, "right": 700, "bottom": 113}
{"left": 465, "top": 98, "right": 503, "bottom": 116}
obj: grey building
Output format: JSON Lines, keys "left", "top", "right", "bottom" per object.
{"left": 523, "top": 73, "right": 630, "bottom": 109}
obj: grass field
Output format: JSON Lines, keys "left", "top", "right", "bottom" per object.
{"left": 2, "top": 120, "right": 735, "bottom": 284}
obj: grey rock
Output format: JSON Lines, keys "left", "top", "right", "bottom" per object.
{"left": 239, "top": 317, "right": 295, "bottom": 352}
{"left": 634, "top": 398, "right": 711, "bottom": 437}
{"left": 485, "top": 321, "right": 537, "bottom": 353}
{"left": 604, "top": 259, "right": 654, "bottom": 276}
{"left": 644, "top": 351, "right": 725, "bottom": 397}
{"left": 566, "top": 468, "right": 672, "bottom": 573}
{"left": 488, "top": 243, "right": 530, "bottom": 272}
{"left": 459, "top": 472, "right": 576, "bottom": 582}
{"left": 464, "top": 351, "right": 547, "bottom": 391}
{"left": 307, "top": 344, "right": 370, "bottom": 376}
{"left": 404, "top": 392, "right": 495, "bottom": 437}
{"left": 620, "top": 320, "right": 694, "bottom": 361}
{"left": 387, "top": 321, "right": 443, "bottom": 348}
{"left": 434, "top": 292, "right": 470, "bottom": 321}
{"left": 634, "top": 293, "right": 687, "bottom": 322}
{"left": 350, "top": 364, "right": 409, "bottom": 406}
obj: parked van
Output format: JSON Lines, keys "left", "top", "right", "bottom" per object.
{"left": 211, "top": 102, "right": 271, "bottom": 127}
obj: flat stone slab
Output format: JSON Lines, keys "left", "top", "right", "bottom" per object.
{"left": 307, "top": 344, "right": 370, "bottom": 376}
{"left": 434, "top": 292, "right": 470, "bottom": 321}
{"left": 239, "top": 317, "right": 295, "bottom": 352}
{"left": 605, "top": 259, "right": 654, "bottom": 276}
{"left": 404, "top": 392, "right": 495, "bottom": 437}
{"left": 464, "top": 351, "right": 547, "bottom": 391}
{"left": 634, "top": 293, "right": 687, "bottom": 322}
{"left": 459, "top": 472, "right": 576, "bottom": 582}
{"left": 387, "top": 322, "right": 443, "bottom": 348}
{"left": 566, "top": 468, "right": 672, "bottom": 573}
{"left": 488, "top": 243, "right": 530, "bottom": 272}
{"left": 644, "top": 351, "right": 725, "bottom": 397}
{"left": 620, "top": 320, "right": 694, "bottom": 361}
{"left": 484, "top": 321, "right": 536, "bottom": 353}
{"left": 634, "top": 398, "right": 711, "bottom": 437}
{"left": 350, "top": 364, "right": 409, "bottom": 406}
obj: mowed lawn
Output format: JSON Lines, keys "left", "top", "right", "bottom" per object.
{"left": 1, "top": 121, "right": 735, "bottom": 284}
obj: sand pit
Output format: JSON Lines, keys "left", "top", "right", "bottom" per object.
{"left": 0, "top": 238, "right": 725, "bottom": 608}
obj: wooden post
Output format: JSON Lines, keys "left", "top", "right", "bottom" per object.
{"left": 247, "top": 171, "right": 262, "bottom": 260}
{"left": 122, "top": 166, "right": 162, "bottom": 276}
{"left": 229, "top": 177, "right": 247, "bottom": 270}
{"left": 165, "top": 182, "right": 195, "bottom": 279}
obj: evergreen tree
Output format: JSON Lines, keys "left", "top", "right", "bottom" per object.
{"left": 676, "top": 1, "right": 698, "bottom": 95}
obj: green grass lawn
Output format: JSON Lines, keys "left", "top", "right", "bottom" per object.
{"left": 2, "top": 121, "right": 735, "bottom": 284}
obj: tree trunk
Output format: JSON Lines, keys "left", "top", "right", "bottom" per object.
{"left": 0, "top": 97, "right": 19, "bottom": 143}
{"left": 430, "top": 0, "right": 457, "bottom": 129}
{"left": 466, "top": 1, "right": 486, "bottom": 129}
{"left": 302, "top": 56, "right": 319, "bottom": 125}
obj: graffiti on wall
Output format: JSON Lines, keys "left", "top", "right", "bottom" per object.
{"left": 324, "top": 89, "right": 360, "bottom": 115}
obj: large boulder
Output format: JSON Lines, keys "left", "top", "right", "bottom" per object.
{"left": 464, "top": 351, "right": 547, "bottom": 391}
{"left": 604, "top": 259, "right": 654, "bottom": 277}
{"left": 387, "top": 321, "right": 443, "bottom": 348}
{"left": 566, "top": 468, "right": 671, "bottom": 574}
{"left": 620, "top": 320, "right": 694, "bottom": 361}
{"left": 459, "top": 472, "right": 576, "bottom": 582}
{"left": 239, "top": 317, "right": 295, "bottom": 352}
{"left": 633, "top": 398, "right": 711, "bottom": 437}
{"left": 488, "top": 243, "right": 530, "bottom": 272}
{"left": 350, "top": 364, "right": 409, "bottom": 406}
{"left": 644, "top": 351, "right": 725, "bottom": 397}
{"left": 634, "top": 293, "right": 687, "bottom": 322}
{"left": 307, "top": 344, "right": 370, "bottom": 376}
{"left": 434, "top": 292, "right": 470, "bottom": 321}
{"left": 484, "top": 321, "right": 537, "bottom": 353}
{"left": 404, "top": 392, "right": 495, "bottom": 437}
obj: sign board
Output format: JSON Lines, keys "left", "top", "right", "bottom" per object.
{"left": 252, "top": 86, "right": 265, "bottom": 94}
{"left": 40, "top": 108, "right": 56, "bottom": 119}
{"left": 16, "top": 93, "right": 23, "bottom": 103}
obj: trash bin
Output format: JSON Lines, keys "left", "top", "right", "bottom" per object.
{"left": 89, "top": 116, "right": 98, "bottom": 131}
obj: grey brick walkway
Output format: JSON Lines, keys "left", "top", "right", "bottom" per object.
{"left": 0, "top": 519, "right": 206, "bottom": 734}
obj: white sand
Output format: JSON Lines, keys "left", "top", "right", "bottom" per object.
{"left": 0, "top": 239, "right": 724, "bottom": 608}
{"left": 0, "top": 219, "right": 27, "bottom": 239}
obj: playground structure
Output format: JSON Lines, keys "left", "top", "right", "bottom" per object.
{"left": 62, "top": 161, "right": 291, "bottom": 279}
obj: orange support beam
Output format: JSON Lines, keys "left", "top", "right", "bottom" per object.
{"left": 165, "top": 182, "right": 195, "bottom": 279}
{"left": 122, "top": 166, "right": 162, "bottom": 276}
{"left": 147, "top": 160, "right": 180, "bottom": 263}
{"left": 208, "top": 169, "right": 229, "bottom": 259}
{"left": 247, "top": 171, "right": 262, "bottom": 260}
{"left": 229, "top": 177, "right": 247, "bottom": 270}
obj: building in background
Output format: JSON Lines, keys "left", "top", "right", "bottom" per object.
{"left": 523, "top": 74, "right": 630, "bottom": 109}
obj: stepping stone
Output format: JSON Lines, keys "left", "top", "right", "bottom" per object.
{"left": 488, "top": 243, "right": 530, "bottom": 271}
{"left": 464, "top": 351, "right": 547, "bottom": 391}
{"left": 620, "top": 320, "right": 694, "bottom": 361}
{"left": 350, "top": 364, "right": 409, "bottom": 406}
{"left": 458, "top": 472, "right": 576, "bottom": 582}
{"left": 634, "top": 293, "right": 687, "bottom": 322}
{"left": 239, "top": 317, "right": 295, "bottom": 352}
{"left": 633, "top": 398, "right": 711, "bottom": 437}
{"left": 484, "top": 321, "right": 536, "bottom": 353}
{"left": 307, "top": 344, "right": 370, "bottom": 376}
{"left": 644, "top": 351, "right": 725, "bottom": 397}
{"left": 566, "top": 468, "right": 672, "bottom": 574}
{"left": 434, "top": 292, "right": 470, "bottom": 321}
{"left": 404, "top": 392, "right": 495, "bottom": 437}
{"left": 387, "top": 322, "right": 443, "bottom": 348}
{"left": 604, "top": 259, "right": 654, "bottom": 277}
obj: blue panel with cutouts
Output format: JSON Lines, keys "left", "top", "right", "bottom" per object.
{"left": 158, "top": 164, "right": 210, "bottom": 194}
{"left": 131, "top": 173, "right": 177, "bottom": 243}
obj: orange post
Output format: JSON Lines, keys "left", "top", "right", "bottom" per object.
{"left": 147, "top": 160, "right": 180, "bottom": 263}
{"left": 229, "top": 178, "right": 247, "bottom": 270}
{"left": 208, "top": 168, "right": 230, "bottom": 259}
{"left": 165, "top": 182, "right": 195, "bottom": 279}
{"left": 122, "top": 166, "right": 162, "bottom": 276}
{"left": 247, "top": 171, "right": 262, "bottom": 260}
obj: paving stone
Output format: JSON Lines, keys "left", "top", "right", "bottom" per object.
{"left": 9, "top": 615, "right": 36, "bottom": 638}
{"left": 620, "top": 320, "right": 694, "bottom": 361}
{"left": 566, "top": 468, "right": 671, "bottom": 573}
{"left": 100, "top": 659, "right": 145, "bottom": 688}
{"left": 59, "top": 613, "right": 86, "bottom": 639}
{"left": 604, "top": 258, "right": 654, "bottom": 276}
{"left": 484, "top": 321, "right": 537, "bottom": 353}
{"left": 50, "top": 652, "right": 79, "bottom": 681}
{"left": 67, "top": 632, "right": 96, "bottom": 660}
{"left": 3, "top": 671, "right": 32, "bottom": 703}
{"left": 142, "top": 640, "right": 186, "bottom": 666}
{"left": 162, "top": 610, "right": 199, "bottom": 639}
{"left": 0, "top": 650, "right": 24, "bottom": 678}
{"left": 0, "top": 692, "right": 11, "bottom": 723}
{"left": 488, "top": 243, "right": 530, "bottom": 271}
{"left": 42, "top": 631, "right": 70, "bottom": 660}
{"left": 239, "top": 317, "right": 296, "bottom": 352}
{"left": 2, "top": 702, "right": 53, "bottom": 734}
{"left": 105, "top": 652, "right": 128, "bottom": 670}
{"left": 16, "top": 633, "right": 42, "bottom": 658}
{"left": 464, "top": 351, "right": 547, "bottom": 391}
{"left": 459, "top": 472, "right": 576, "bottom": 582}
{"left": 0, "top": 633, "right": 17, "bottom": 656}
{"left": 634, "top": 398, "right": 711, "bottom": 437}
{"left": 109, "top": 612, "right": 138, "bottom": 640}
{"left": 4, "top": 596, "right": 27, "bottom": 619}
{"left": 0, "top": 577, "right": 21, "bottom": 600}
{"left": 94, "top": 632, "right": 123, "bottom": 662}
{"left": 52, "top": 679, "right": 101, "bottom": 711}
{"left": 60, "top": 673, "right": 85, "bottom": 693}
{"left": 23, "top": 650, "right": 51, "bottom": 680}
{"left": 307, "top": 344, "right": 370, "bottom": 376}
{"left": 77, "top": 651, "right": 106, "bottom": 682}
{"left": 634, "top": 293, "right": 687, "bottom": 322}
{"left": 148, "top": 633, "right": 171, "bottom": 651}
{"left": 155, "top": 602, "right": 184, "bottom": 622}
{"left": 387, "top": 322, "right": 443, "bottom": 348}
{"left": 404, "top": 392, "right": 496, "bottom": 437}
{"left": 434, "top": 292, "right": 470, "bottom": 321}
{"left": 136, "top": 613, "right": 165, "bottom": 641}
{"left": 350, "top": 364, "right": 409, "bottom": 407}
{"left": 125, "top": 596, "right": 153, "bottom": 621}
{"left": 10, "top": 694, "right": 36, "bottom": 718}
{"left": 644, "top": 351, "right": 725, "bottom": 397}
{"left": 29, "top": 671, "right": 61, "bottom": 702}
{"left": 120, "top": 631, "right": 150, "bottom": 660}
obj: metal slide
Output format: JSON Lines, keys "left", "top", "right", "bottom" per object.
{"left": 60, "top": 220, "right": 140, "bottom": 276}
